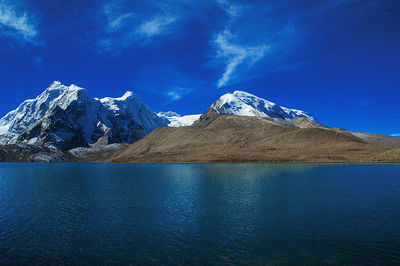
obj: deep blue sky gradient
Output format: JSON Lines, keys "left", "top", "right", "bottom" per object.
{"left": 0, "top": 0, "right": 399, "bottom": 135}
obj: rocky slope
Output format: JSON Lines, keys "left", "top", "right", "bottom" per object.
{"left": 0, "top": 144, "right": 75, "bottom": 162}
{"left": 0, "top": 81, "right": 167, "bottom": 150}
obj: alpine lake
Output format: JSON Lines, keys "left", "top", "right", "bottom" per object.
{"left": 0, "top": 163, "right": 399, "bottom": 264}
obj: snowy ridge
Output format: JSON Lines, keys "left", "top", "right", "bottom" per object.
{"left": 100, "top": 91, "right": 163, "bottom": 133}
{"left": 0, "top": 81, "right": 65, "bottom": 135}
{"left": 157, "top": 112, "right": 201, "bottom": 127}
{"left": 0, "top": 81, "right": 167, "bottom": 149}
{"left": 211, "top": 90, "right": 316, "bottom": 122}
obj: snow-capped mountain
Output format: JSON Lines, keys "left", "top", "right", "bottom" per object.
{"left": 0, "top": 81, "right": 167, "bottom": 150}
{"left": 157, "top": 112, "right": 201, "bottom": 127}
{"left": 0, "top": 85, "right": 318, "bottom": 151}
{"left": 210, "top": 90, "right": 316, "bottom": 122}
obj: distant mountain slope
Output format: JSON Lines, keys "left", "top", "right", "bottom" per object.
{"left": 104, "top": 113, "right": 395, "bottom": 164}
{"left": 0, "top": 81, "right": 167, "bottom": 150}
{"left": 157, "top": 112, "right": 201, "bottom": 127}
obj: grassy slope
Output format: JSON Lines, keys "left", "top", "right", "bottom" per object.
{"left": 103, "top": 114, "right": 398, "bottom": 164}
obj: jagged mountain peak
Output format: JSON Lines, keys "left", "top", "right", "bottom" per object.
{"left": 47, "top": 80, "right": 64, "bottom": 90}
{"left": 46, "top": 81, "right": 85, "bottom": 92}
{"left": 67, "top": 84, "right": 85, "bottom": 91}
{"left": 41, "top": 82, "right": 88, "bottom": 105}
{"left": 232, "top": 90, "right": 259, "bottom": 97}
{"left": 100, "top": 91, "right": 136, "bottom": 103}
{"left": 121, "top": 91, "right": 134, "bottom": 99}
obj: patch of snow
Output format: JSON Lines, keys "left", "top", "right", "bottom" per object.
{"left": 157, "top": 112, "right": 201, "bottom": 127}
{"left": 30, "top": 153, "right": 61, "bottom": 162}
{"left": 0, "top": 125, "right": 9, "bottom": 135}
{"left": 157, "top": 111, "right": 181, "bottom": 117}
{"left": 69, "top": 143, "right": 124, "bottom": 158}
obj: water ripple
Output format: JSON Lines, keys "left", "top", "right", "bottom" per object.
{"left": 0, "top": 163, "right": 399, "bottom": 264}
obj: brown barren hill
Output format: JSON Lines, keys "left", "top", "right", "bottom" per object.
{"left": 102, "top": 111, "right": 399, "bottom": 164}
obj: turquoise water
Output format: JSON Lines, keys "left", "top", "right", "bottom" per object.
{"left": 0, "top": 163, "right": 399, "bottom": 264}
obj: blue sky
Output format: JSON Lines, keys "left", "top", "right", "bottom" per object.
{"left": 0, "top": 0, "right": 399, "bottom": 136}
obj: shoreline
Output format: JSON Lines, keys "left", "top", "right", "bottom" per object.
{"left": 1, "top": 160, "right": 398, "bottom": 165}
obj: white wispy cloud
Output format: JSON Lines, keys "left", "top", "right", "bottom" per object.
{"left": 215, "top": 0, "right": 242, "bottom": 18}
{"left": 130, "top": 66, "right": 202, "bottom": 104}
{"left": 212, "top": 1, "right": 271, "bottom": 88}
{"left": 211, "top": 0, "right": 367, "bottom": 88}
{"left": 391, "top": 134, "right": 400, "bottom": 137}
{"left": 107, "top": 13, "right": 135, "bottom": 31}
{"left": 166, "top": 86, "right": 192, "bottom": 101}
{"left": 100, "top": 1, "right": 180, "bottom": 49}
{"left": 136, "top": 15, "right": 176, "bottom": 39}
{"left": 103, "top": 2, "right": 135, "bottom": 31}
{"left": 214, "top": 29, "right": 269, "bottom": 88}
{"left": 0, "top": 0, "right": 38, "bottom": 42}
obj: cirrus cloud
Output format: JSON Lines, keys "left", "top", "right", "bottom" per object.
{"left": 214, "top": 29, "right": 269, "bottom": 88}
{"left": 0, "top": 0, "right": 38, "bottom": 43}
{"left": 137, "top": 15, "right": 177, "bottom": 39}
{"left": 99, "top": 0, "right": 181, "bottom": 50}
